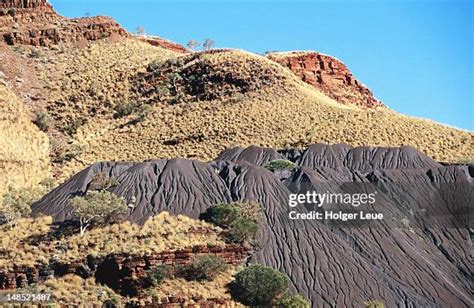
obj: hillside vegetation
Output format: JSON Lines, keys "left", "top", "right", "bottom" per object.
{"left": 0, "top": 82, "right": 50, "bottom": 200}
{"left": 1, "top": 37, "right": 472, "bottom": 185}
{"left": 0, "top": 212, "right": 224, "bottom": 269}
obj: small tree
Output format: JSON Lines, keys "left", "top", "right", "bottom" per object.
{"left": 135, "top": 26, "right": 145, "bottom": 36}
{"left": 187, "top": 40, "right": 200, "bottom": 51}
{"left": 231, "top": 265, "right": 289, "bottom": 306}
{"left": 69, "top": 191, "right": 128, "bottom": 236}
{"left": 1, "top": 187, "right": 39, "bottom": 229}
{"left": 202, "top": 38, "right": 215, "bottom": 51}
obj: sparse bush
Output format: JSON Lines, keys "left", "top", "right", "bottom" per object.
{"left": 33, "top": 111, "right": 51, "bottom": 132}
{"left": 29, "top": 48, "right": 42, "bottom": 59}
{"left": 89, "top": 172, "right": 119, "bottom": 191}
{"left": 278, "top": 293, "right": 311, "bottom": 308}
{"left": 135, "top": 26, "right": 145, "bottom": 36}
{"left": 114, "top": 101, "right": 137, "bottom": 118}
{"left": 63, "top": 143, "right": 84, "bottom": 162}
{"left": 145, "top": 264, "right": 168, "bottom": 287}
{"left": 180, "top": 255, "right": 228, "bottom": 281}
{"left": 201, "top": 201, "right": 262, "bottom": 227}
{"left": 1, "top": 187, "right": 44, "bottom": 229}
{"left": 134, "top": 104, "right": 151, "bottom": 123}
{"left": 187, "top": 40, "right": 200, "bottom": 51}
{"left": 226, "top": 218, "right": 259, "bottom": 244}
{"left": 201, "top": 202, "right": 262, "bottom": 244}
{"left": 201, "top": 203, "right": 240, "bottom": 228}
{"left": 231, "top": 264, "right": 289, "bottom": 306}
{"left": 203, "top": 39, "right": 215, "bottom": 51}
{"left": 62, "top": 117, "right": 86, "bottom": 135}
{"left": 69, "top": 190, "right": 128, "bottom": 236}
{"left": 264, "top": 159, "right": 296, "bottom": 172}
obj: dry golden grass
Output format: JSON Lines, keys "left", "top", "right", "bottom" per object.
{"left": 147, "top": 266, "right": 244, "bottom": 306}
{"left": 0, "top": 212, "right": 224, "bottom": 269}
{"left": 5, "top": 39, "right": 473, "bottom": 183}
{"left": 0, "top": 274, "right": 122, "bottom": 307}
{"left": 0, "top": 83, "right": 50, "bottom": 201}
{"left": 0, "top": 269, "right": 241, "bottom": 307}
{"left": 35, "top": 39, "right": 178, "bottom": 130}
{"left": 0, "top": 216, "right": 53, "bottom": 268}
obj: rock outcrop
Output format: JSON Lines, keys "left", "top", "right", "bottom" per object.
{"left": 0, "top": 0, "right": 51, "bottom": 9}
{"left": 267, "top": 51, "right": 385, "bottom": 108}
{"left": 31, "top": 144, "right": 473, "bottom": 307}
{"left": 0, "top": 245, "right": 250, "bottom": 293}
{"left": 138, "top": 36, "right": 188, "bottom": 53}
{"left": 0, "top": 0, "right": 128, "bottom": 47}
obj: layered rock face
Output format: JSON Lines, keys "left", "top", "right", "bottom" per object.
{"left": 0, "top": 0, "right": 51, "bottom": 9}
{"left": 267, "top": 52, "right": 385, "bottom": 108}
{"left": 0, "top": 0, "right": 128, "bottom": 47}
{"left": 32, "top": 144, "right": 473, "bottom": 307}
{"left": 138, "top": 36, "right": 188, "bottom": 53}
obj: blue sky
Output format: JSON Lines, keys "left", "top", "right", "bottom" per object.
{"left": 51, "top": 0, "right": 473, "bottom": 130}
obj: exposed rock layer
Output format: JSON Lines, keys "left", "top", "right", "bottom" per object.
{"left": 267, "top": 52, "right": 385, "bottom": 108}
{"left": 0, "top": 0, "right": 128, "bottom": 47}
{"left": 0, "top": 0, "right": 50, "bottom": 9}
{"left": 32, "top": 144, "right": 473, "bottom": 307}
{"left": 0, "top": 244, "right": 249, "bottom": 293}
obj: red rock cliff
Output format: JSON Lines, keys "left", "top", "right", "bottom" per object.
{"left": 267, "top": 51, "right": 385, "bottom": 108}
{"left": 0, "top": 0, "right": 129, "bottom": 47}
{"left": 0, "top": 0, "right": 51, "bottom": 9}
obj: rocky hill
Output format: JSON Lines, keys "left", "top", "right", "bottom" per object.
{"left": 267, "top": 51, "right": 385, "bottom": 108}
{"left": 0, "top": 0, "right": 127, "bottom": 47}
{"left": 31, "top": 144, "right": 473, "bottom": 307}
{"left": 0, "top": 2, "right": 473, "bottom": 306}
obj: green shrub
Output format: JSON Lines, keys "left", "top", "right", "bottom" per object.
{"left": 226, "top": 218, "right": 259, "bottom": 244}
{"left": 145, "top": 264, "right": 168, "bottom": 287}
{"left": 69, "top": 190, "right": 128, "bottom": 236}
{"left": 201, "top": 201, "right": 262, "bottom": 227}
{"left": 201, "top": 203, "right": 240, "bottom": 228}
{"left": 180, "top": 255, "right": 228, "bottom": 281}
{"left": 201, "top": 202, "right": 262, "bottom": 245}
{"left": 114, "top": 101, "right": 137, "bottom": 118}
{"left": 33, "top": 111, "right": 51, "bottom": 132}
{"left": 1, "top": 187, "right": 45, "bottom": 229}
{"left": 264, "top": 159, "right": 296, "bottom": 172}
{"left": 278, "top": 293, "right": 311, "bottom": 308}
{"left": 231, "top": 265, "right": 289, "bottom": 306}
{"left": 62, "top": 118, "right": 86, "bottom": 135}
